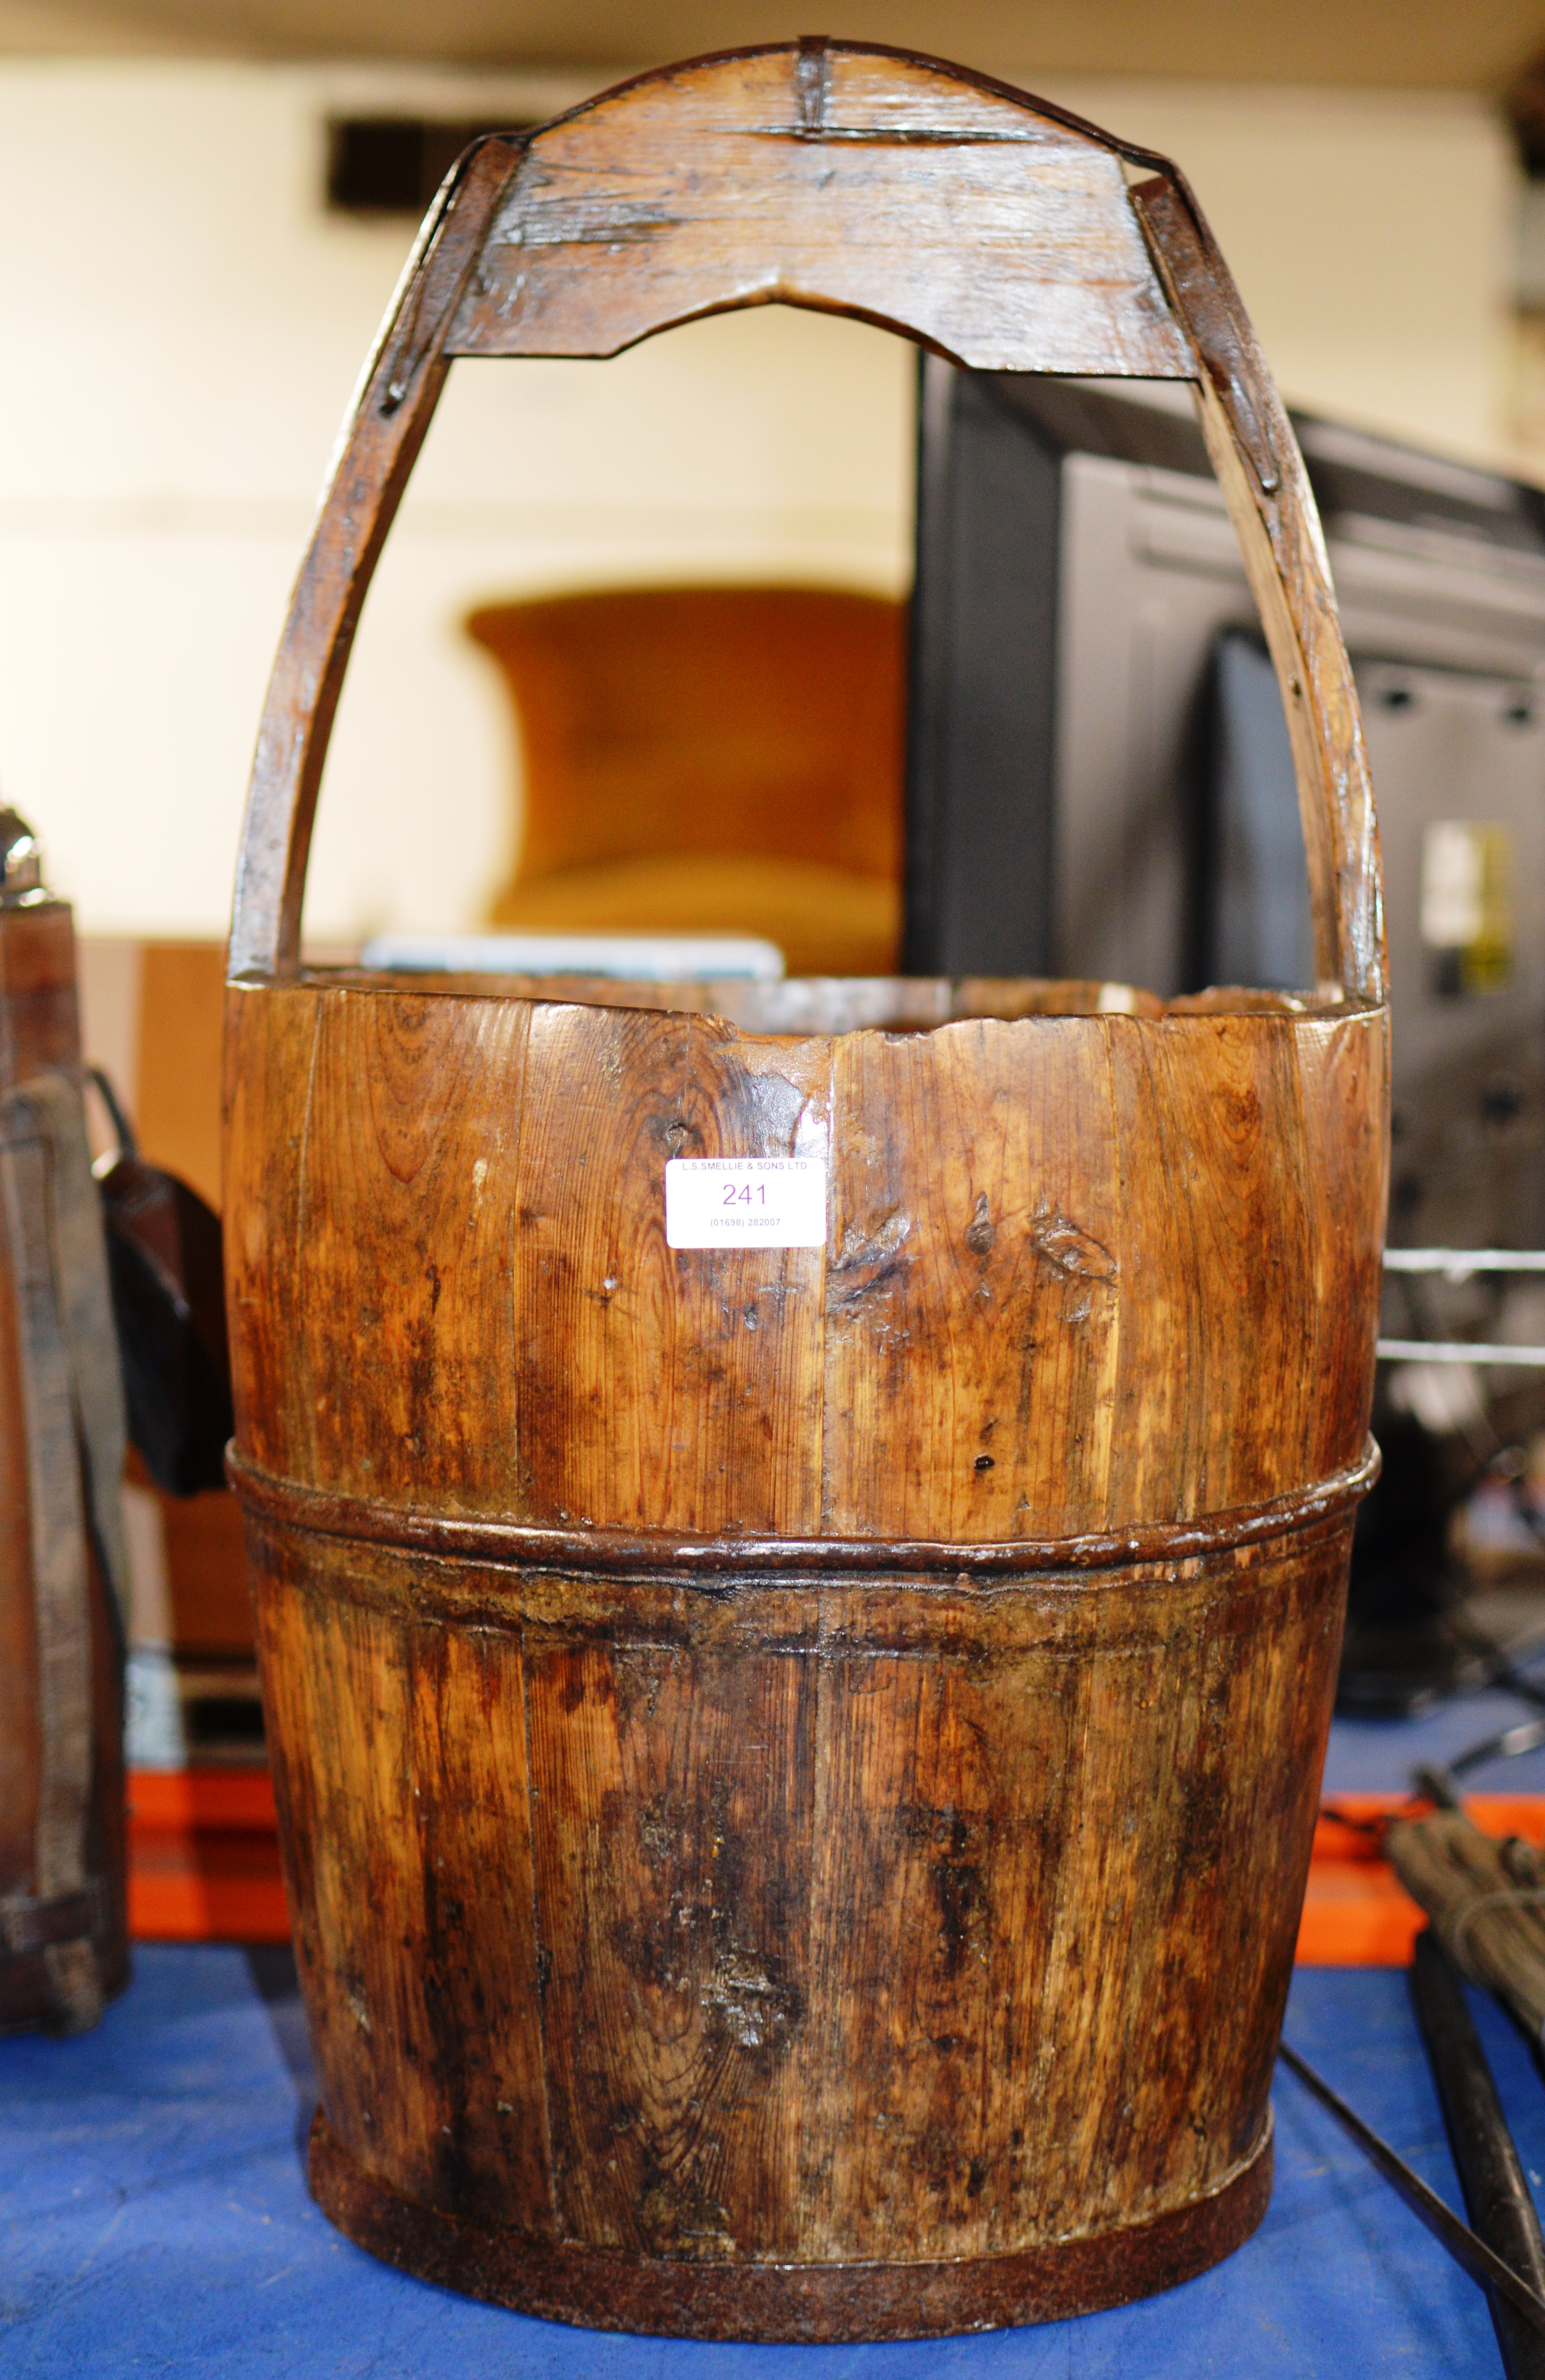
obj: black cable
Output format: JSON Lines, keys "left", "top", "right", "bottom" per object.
{"left": 1278, "top": 2040, "right": 1545, "bottom": 2343}
{"left": 1411, "top": 1930, "right": 1545, "bottom": 2379}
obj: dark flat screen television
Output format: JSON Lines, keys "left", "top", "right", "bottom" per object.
{"left": 906, "top": 360, "right": 1545, "bottom": 1253}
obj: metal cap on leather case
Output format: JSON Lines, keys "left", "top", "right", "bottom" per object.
{"left": 0, "top": 808, "right": 47, "bottom": 905}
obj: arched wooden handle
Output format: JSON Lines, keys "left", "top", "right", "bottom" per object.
{"left": 1127, "top": 173, "right": 1384, "bottom": 1005}
{"left": 228, "top": 41, "right": 1384, "bottom": 1005}
{"left": 229, "top": 135, "right": 522, "bottom": 985}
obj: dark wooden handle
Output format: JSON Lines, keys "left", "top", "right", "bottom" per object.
{"left": 228, "top": 41, "right": 1384, "bottom": 1005}
{"left": 229, "top": 135, "right": 520, "bottom": 982}
{"left": 1128, "top": 174, "right": 1384, "bottom": 1005}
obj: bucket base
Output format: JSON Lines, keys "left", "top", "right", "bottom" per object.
{"left": 308, "top": 2111, "right": 1273, "bottom": 2342}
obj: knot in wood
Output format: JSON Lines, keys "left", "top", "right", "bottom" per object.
{"left": 964, "top": 1193, "right": 995, "bottom": 1257}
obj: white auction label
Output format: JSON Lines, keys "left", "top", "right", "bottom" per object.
{"left": 665, "top": 1157, "right": 827, "bottom": 1249}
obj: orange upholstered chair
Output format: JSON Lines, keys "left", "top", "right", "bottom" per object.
{"left": 466, "top": 583, "right": 905, "bottom": 976}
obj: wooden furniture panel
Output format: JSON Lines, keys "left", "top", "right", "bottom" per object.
{"left": 136, "top": 942, "right": 226, "bottom": 1214}
{"left": 0, "top": 900, "right": 129, "bottom": 2034}
{"left": 468, "top": 586, "right": 907, "bottom": 980}
{"left": 152, "top": 1479, "right": 254, "bottom": 1658}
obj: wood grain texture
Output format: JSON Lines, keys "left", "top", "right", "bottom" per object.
{"left": 229, "top": 984, "right": 1383, "bottom": 1543}
{"left": 309, "top": 2109, "right": 1272, "bottom": 2342}
{"left": 1102, "top": 1013, "right": 1315, "bottom": 1522}
{"left": 241, "top": 1498, "right": 1347, "bottom": 2326}
{"left": 229, "top": 132, "right": 521, "bottom": 982}
{"left": 513, "top": 1003, "right": 830, "bottom": 1535}
{"left": 0, "top": 905, "right": 82, "bottom": 1089}
{"left": 254, "top": 1538, "right": 549, "bottom": 2228}
{"left": 447, "top": 44, "right": 1191, "bottom": 378}
{"left": 523, "top": 1605, "right": 818, "bottom": 2258}
{"left": 289, "top": 987, "right": 528, "bottom": 1509}
{"left": 229, "top": 1435, "right": 1376, "bottom": 1580}
{"left": 227, "top": 969, "right": 1383, "bottom": 2329}
{"left": 795, "top": 1530, "right": 1339, "bottom": 2258}
{"left": 221, "top": 980, "right": 321, "bottom": 1483}
{"left": 1297, "top": 1008, "right": 1391, "bottom": 1483}
{"left": 822, "top": 1015, "right": 1121, "bottom": 1539}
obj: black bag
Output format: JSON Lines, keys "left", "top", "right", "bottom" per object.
{"left": 92, "top": 1071, "right": 233, "bottom": 1497}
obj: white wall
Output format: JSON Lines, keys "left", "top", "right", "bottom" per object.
{"left": 0, "top": 60, "right": 1519, "bottom": 943}
{"left": 0, "top": 60, "right": 915, "bottom": 944}
{"left": 1046, "top": 78, "right": 1516, "bottom": 466}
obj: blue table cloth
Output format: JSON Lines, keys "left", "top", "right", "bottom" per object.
{"left": 1324, "top": 1648, "right": 1545, "bottom": 1798}
{"left": 3, "top": 1939, "right": 1542, "bottom": 2376}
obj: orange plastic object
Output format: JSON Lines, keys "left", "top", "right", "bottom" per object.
{"left": 126, "top": 1768, "right": 1545, "bottom": 1965}
{"left": 126, "top": 1768, "right": 288, "bottom": 1943}
{"left": 1299, "top": 1792, "right": 1545, "bottom": 1965}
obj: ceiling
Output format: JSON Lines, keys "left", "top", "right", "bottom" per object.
{"left": 4, "top": 0, "right": 1545, "bottom": 90}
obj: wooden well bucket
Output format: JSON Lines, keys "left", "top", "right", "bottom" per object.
{"left": 224, "top": 41, "right": 1389, "bottom": 2344}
